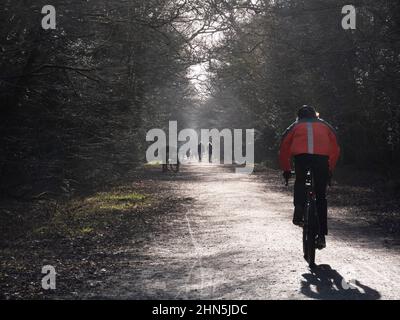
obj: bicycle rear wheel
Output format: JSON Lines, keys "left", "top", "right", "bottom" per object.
{"left": 303, "top": 203, "right": 317, "bottom": 267}
{"left": 169, "top": 163, "right": 179, "bottom": 173}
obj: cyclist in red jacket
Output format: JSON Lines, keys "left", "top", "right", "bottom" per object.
{"left": 279, "top": 105, "right": 340, "bottom": 249}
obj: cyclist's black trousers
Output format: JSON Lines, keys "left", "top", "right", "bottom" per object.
{"left": 294, "top": 154, "right": 329, "bottom": 235}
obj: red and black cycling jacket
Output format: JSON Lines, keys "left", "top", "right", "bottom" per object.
{"left": 279, "top": 118, "right": 341, "bottom": 172}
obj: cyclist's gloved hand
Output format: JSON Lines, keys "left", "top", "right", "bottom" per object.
{"left": 283, "top": 171, "right": 292, "bottom": 181}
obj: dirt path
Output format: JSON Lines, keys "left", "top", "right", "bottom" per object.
{"left": 83, "top": 164, "right": 400, "bottom": 300}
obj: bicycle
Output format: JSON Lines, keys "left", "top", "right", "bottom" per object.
{"left": 285, "top": 168, "right": 321, "bottom": 268}
{"left": 168, "top": 158, "right": 180, "bottom": 173}
{"left": 162, "top": 158, "right": 180, "bottom": 173}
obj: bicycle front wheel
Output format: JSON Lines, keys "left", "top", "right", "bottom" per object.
{"left": 303, "top": 203, "right": 317, "bottom": 267}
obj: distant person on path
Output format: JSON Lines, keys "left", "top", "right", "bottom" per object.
{"left": 162, "top": 145, "right": 179, "bottom": 172}
{"left": 198, "top": 143, "right": 203, "bottom": 162}
{"left": 162, "top": 145, "right": 170, "bottom": 172}
{"left": 279, "top": 105, "right": 340, "bottom": 249}
{"left": 208, "top": 142, "right": 213, "bottom": 162}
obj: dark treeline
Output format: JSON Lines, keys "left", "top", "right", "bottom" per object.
{"left": 206, "top": 0, "right": 400, "bottom": 172}
{"left": 1, "top": 0, "right": 400, "bottom": 198}
{"left": 0, "top": 0, "right": 206, "bottom": 198}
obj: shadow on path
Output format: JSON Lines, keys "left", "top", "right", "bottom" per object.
{"left": 301, "top": 264, "right": 381, "bottom": 300}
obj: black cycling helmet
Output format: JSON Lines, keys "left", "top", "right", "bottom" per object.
{"left": 297, "top": 105, "right": 317, "bottom": 119}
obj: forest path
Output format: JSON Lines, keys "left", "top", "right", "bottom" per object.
{"left": 85, "top": 164, "right": 400, "bottom": 300}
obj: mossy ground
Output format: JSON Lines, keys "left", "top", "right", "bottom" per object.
{"left": 0, "top": 166, "right": 181, "bottom": 299}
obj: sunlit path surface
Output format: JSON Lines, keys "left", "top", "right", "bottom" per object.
{"left": 82, "top": 164, "right": 400, "bottom": 300}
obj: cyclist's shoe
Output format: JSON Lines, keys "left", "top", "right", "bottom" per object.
{"left": 293, "top": 217, "right": 304, "bottom": 227}
{"left": 316, "top": 235, "right": 326, "bottom": 250}
{"left": 292, "top": 206, "right": 304, "bottom": 227}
